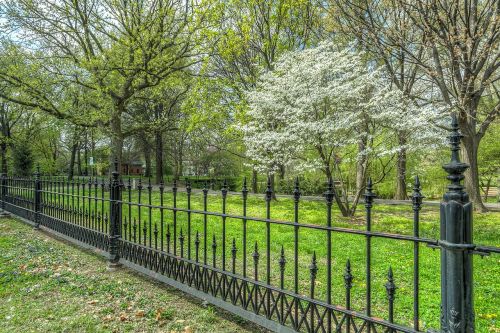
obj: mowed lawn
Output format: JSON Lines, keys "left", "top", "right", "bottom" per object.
{"left": 40, "top": 185, "right": 500, "bottom": 332}
{"left": 0, "top": 218, "right": 266, "bottom": 333}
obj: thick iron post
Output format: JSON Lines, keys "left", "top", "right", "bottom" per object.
{"left": 34, "top": 165, "right": 41, "bottom": 229}
{"left": 108, "top": 159, "right": 121, "bottom": 268}
{"left": 440, "top": 115, "right": 474, "bottom": 333}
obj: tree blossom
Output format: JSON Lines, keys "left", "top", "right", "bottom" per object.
{"left": 242, "top": 41, "right": 444, "bottom": 215}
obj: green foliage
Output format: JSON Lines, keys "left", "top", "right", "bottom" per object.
{"left": 12, "top": 140, "right": 33, "bottom": 177}
{"left": 478, "top": 122, "right": 500, "bottom": 197}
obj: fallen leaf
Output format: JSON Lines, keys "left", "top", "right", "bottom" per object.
{"left": 119, "top": 313, "right": 128, "bottom": 322}
{"left": 184, "top": 326, "right": 192, "bottom": 333}
{"left": 135, "top": 310, "right": 145, "bottom": 318}
{"left": 155, "top": 308, "right": 163, "bottom": 321}
{"left": 87, "top": 300, "right": 98, "bottom": 305}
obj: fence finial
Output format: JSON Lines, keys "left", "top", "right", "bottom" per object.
{"left": 412, "top": 176, "right": 424, "bottom": 210}
{"left": 385, "top": 267, "right": 396, "bottom": 301}
{"left": 279, "top": 245, "right": 286, "bottom": 271}
{"left": 442, "top": 114, "right": 469, "bottom": 203}
{"left": 291, "top": 177, "right": 300, "bottom": 202}
{"left": 309, "top": 251, "right": 318, "bottom": 279}
{"left": 324, "top": 177, "right": 334, "bottom": 204}
{"left": 242, "top": 177, "right": 248, "bottom": 197}
{"left": 344, "top": 259, "right": 353, "bottom": 289}
{"left": 364, "top": 177, "right": 376, "bottom": 207}
{"left": 265, "top": 175, "right": 273, "bottom": 201}
{"left": 222, "top": 178, "right": 228, "bottom": 196}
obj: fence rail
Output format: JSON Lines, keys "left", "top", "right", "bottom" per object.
{"left": 1, "top": 117, "right": 498, "bottom": 333}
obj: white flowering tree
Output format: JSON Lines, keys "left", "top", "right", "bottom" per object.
{"left": 242, "top": 41, "right": 443, "bottom": 216}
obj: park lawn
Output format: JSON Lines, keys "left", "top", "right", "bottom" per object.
{"left": 42, "top": 187, "right": 500, "bottom": 332}
{"left": 0, "top": 218, "right": 265, "bottom": 333}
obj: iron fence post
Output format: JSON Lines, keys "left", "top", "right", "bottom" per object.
{"left": 108, "top": 159, "right": 121, "bottom": 268}
{"left": 34, "top": 165, "right": 41, "bottom": 229}
{"left": 0, "top": 172, "right": 8, "bottom": 217}
{"left": 440, "top": 115, "right": 474, "bottom": 333}
{"left": 0, "top": 173, "right": 4, "bottom": 211}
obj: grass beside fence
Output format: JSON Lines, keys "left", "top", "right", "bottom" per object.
{"left": 0, "top": 218, "right": 265, "bottom": 333}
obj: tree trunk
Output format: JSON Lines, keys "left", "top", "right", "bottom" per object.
{"left": 176, "top": 150, "right": 183, "bottom": 179}
{"left": 252, "top": 168, "right": 258, "bottom": 193}
{"left": 110, "top": 109, "right": 124, "bottom": 175}
{"left": 269, "top": 173, "right": 277, "bottom": 199}
{"left": 77, "top": 146, "right": 82, "bottom": 176}
{"left": 325, "top": 166, "right": 351, "bottom": 217}
{"left": 144, "top": 139, "right": 152, "bottom": 178}
{"left": 461, "top": 133, "right": 487, "bottom": 212}
{"left": 350, "top": 127, "right": 370, "bottom": 216}
{"left": 155, "top": 131, "right": 163, "bottom": 184}
{"left": 1, "top": 142, "right": 7, "bottom": 175}
{"left": 356, "top": 136, "right": 368, "bottom": 197}
{"left": 68, "top": 142, "right": 77, "bottom": 180}
{"left": 483, "top": 178, "right": 491, "bottom": 202}
{"left": 394, "top": 134, "right": 408, "bottom": 200}
{"left": 278, "top": 165, "right": 285, "bottom": 180}
{"left": 84, "top": 137, "right": 88, "bottom": 176}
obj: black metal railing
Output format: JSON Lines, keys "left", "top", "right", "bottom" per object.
{"left": 0, "top": 117, "right": 498, "bottom": 333}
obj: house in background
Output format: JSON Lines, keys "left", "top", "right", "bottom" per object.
{"left": 121, "top": 161, "right": 144, "bottom": 176}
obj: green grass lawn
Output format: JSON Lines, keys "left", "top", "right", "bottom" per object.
{"left": 36, "top": 186, "right": 500, "bottom": 332}
{"left": 0, "top": 218, "right": 266, "bottom": 333}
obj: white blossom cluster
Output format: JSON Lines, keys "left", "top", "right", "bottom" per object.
{"left": 242, "top": 41, "right": 445, "bottom": 174}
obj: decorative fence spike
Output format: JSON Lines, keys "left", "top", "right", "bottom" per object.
{"left": 385, "top": 266, "right": 396, "bottom": 324}
{"left": 195, "top": 231, "right": 200, "bottom": 263}
{"left": 179, "top": 228, "right": 184, "bottom": 258}
{"left": 123, "top": 217, "right": 128, "bottom": 240}
{"left": 133, "top": 218, "right": 137, "bottom": 243}
{"left": 252, "top": 241, "right": 259, "bottom": 281}
{"left": 212, "top": 235, "right": 217, "bottom": 268}
{"left": 231, "top": 238, "right": 237, "bottom": 274}
{"left": 166, "top": 224, "right": 171, "bottom": 253}
{"left": 154, "top": 223, "right": 158, "bottom": 249}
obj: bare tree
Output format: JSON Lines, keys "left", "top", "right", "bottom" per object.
{"left": 334, "top": 0, "right": 430, "bottom": 200}
{"left": 335, "top": 0, "right": 500, "bottom": 210}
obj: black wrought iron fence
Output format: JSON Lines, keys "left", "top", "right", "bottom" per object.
{"left": 1, "top": 117, "right": 498, "bottom": 333}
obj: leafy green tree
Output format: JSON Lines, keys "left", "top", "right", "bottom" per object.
{"left": 0, "top": 0, "right": 220, "bottom": 169}
{"left": 12, "top": 140, "right": 33, "bottom": 177}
